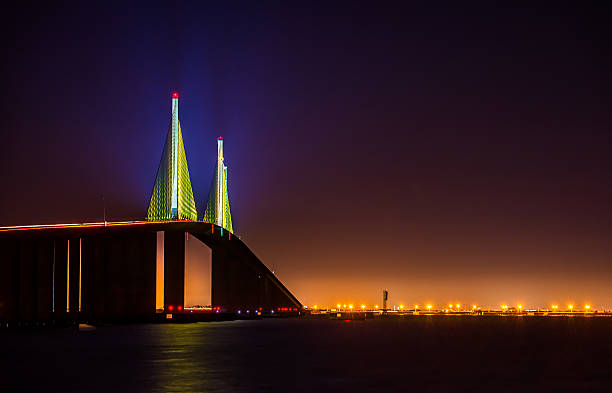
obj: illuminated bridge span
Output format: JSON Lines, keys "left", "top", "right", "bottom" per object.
{"left": 0, "top": 93, "right": 301, "bottom": 324}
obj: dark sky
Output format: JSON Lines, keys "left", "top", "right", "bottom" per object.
{"left": 2, "top": 3, "right": 611, "bottom": 309}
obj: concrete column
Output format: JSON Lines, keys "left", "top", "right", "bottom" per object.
{"left": 53, "top": 239, "right": 68, "bottom": 318}
{"left": 35, "top": 239, "right": 54, "bottom": 320}
{"left": 81, "top": 236, "right": 107, "bottom": 321}
{"left": 18, "top": 240, "right": 37, "bottom": 321}
{"left": 0, "top": 240, "right": 19, "bottom": 321}
{"left": 164, "top": 231, "right": 185, "bottom": 310}
{"left": 211, "top": 247, "right": 230, "bottom": 311}
{"left": 68, "top": 238, "right": 80, "bottom": 315}
{"left": 212, "top": 246, "right": 263, "bottom": 312}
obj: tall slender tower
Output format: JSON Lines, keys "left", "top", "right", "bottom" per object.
{"left": 204, "top": 137, "right": 233, "bottom": 232}
{"left": 147, "top": 93, "right": 198, "bottom": 221}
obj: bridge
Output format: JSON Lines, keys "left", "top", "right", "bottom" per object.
{"left": 0, "top": 93, "right": 301, "bottom": 325}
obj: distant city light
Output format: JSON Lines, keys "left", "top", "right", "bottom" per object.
{"left": 283, "top": 301, "right": 606, "bottom": 314}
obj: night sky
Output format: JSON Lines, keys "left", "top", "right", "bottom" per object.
{"left": 2, "top": 3, "right": 611, "bottom": 309}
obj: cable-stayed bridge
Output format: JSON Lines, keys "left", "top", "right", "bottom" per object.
{"left": 0, "top": 93, "right": 301, "bottom": 325}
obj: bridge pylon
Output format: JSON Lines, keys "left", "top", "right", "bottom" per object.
{"left": 147, "top": 93, "right": 198, "bottom": 221}
{"left": 203, "top": 137, "right": 233, "bottom": 233}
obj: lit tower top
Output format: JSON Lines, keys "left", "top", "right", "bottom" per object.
{"left": 147, "top": 93, "right": 198, "bottom": 221}
{"left": 203, "top": 136, "right": 233, "bottom": 232}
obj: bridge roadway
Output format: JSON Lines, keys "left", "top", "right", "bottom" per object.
{"left": 0, "top": 221, "right": 301, "bottom": 324}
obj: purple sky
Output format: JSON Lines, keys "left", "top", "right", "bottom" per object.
{"left": 2, "top": 3, "right": 611, "bottom": 308}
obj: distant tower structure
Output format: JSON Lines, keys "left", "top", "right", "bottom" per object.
{"left": 147, "top": 92, "right": 198, "bottom": 221}
{"left": 203, "top": 137, "right": 234, "bottom": 233}
{"left": 383, "top": 289, "right": 388, "bottom": 312}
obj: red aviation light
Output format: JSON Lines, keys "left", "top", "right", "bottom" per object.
{"left": 177, "top": 305, "right": 183, "bottom": 311}
{"left": 172, "top": 92, "right": 179, "bottom": 98}
{"left": 167, "top": 305, "right": 174, "bottom": 311}
{"left": 218, "top": 136, "right": 223, "bottom": 140}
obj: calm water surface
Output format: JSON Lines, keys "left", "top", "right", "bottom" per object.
{"left": 2, "top": 317, "right": 612, "bottom": 392}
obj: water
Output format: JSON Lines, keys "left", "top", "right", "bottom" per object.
{"left": 2, "top": 317, "right": 612, "bottom": 392}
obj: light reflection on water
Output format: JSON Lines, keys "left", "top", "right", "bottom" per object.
{"left": 147, "top": 323, "right": 228, "bottom": 392}
{"left": 2, "top": 318, "right": 612, "bottom": 392}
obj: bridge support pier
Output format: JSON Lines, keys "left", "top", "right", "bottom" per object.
{"left": 1, "top": 223, "right": 301, "bottom": 324}
{"left": 164, "top": 231, "right": 185, "bottom": 310}
{"left": 210, "top": 243, "right": 296, "bottom": 313}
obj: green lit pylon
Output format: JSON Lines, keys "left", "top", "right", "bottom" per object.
{"left": 203, "top": 137, "right": 233, "bottom": 233}
{"left": 147, "top": 93, "right": 197, "bottom": 221}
